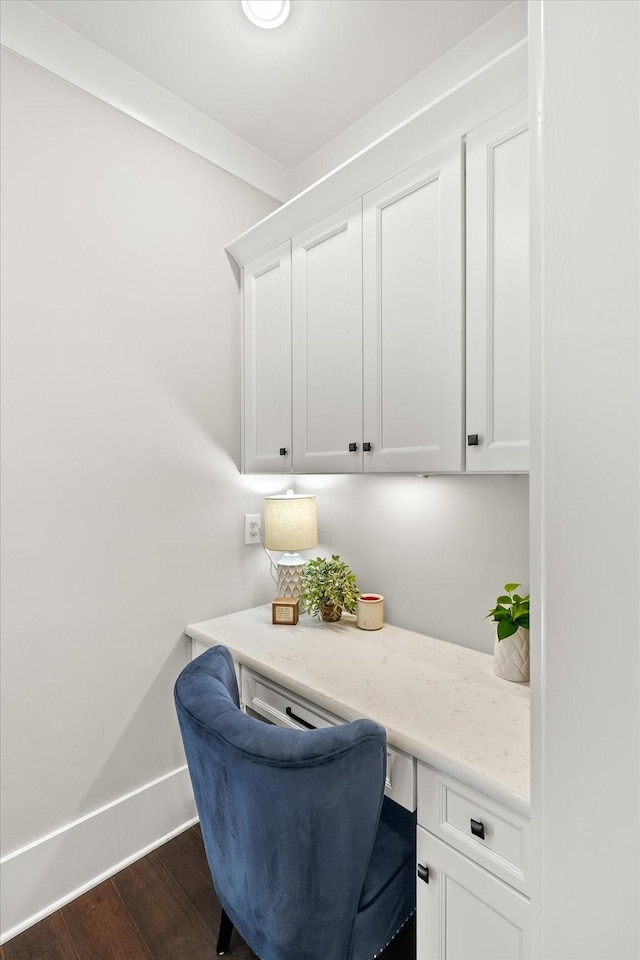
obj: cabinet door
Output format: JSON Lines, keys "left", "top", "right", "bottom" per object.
{"left": 466, "top": 102, "right": 529, "bottom": 472}
{"left": 363, "top": 142, "right": 464, "bottom": 473}
{"left": 417, "top": 828, "right": 530, "bottom": 960}
{"left": 292, "top": 201, "right": 363, "bottom": 473}
{"left": 243, "top": 243, "right": 292, "bottom": 473}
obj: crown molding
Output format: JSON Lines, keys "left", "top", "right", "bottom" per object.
{"left": 289, "top": 0, "right": 528, "bottom": 195}
{"left": 227, "top": 39, "right": 527, "bottom": 267}
{"left": 0, "top": 0, "right": 291, "bottom": 202}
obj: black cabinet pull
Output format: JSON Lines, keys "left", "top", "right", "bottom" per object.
{"left": 417, "top": 864, "right": 430, "bottom": 884}
{"left": 470, "top": 818, "right": 485, "bottom": 840}
{"left": 285, "top": 706, "right": 316, "bottom": 730}
{"left": 363, "top": 442, "right": 372, "bottom": 452}
{"left": 279, "top": 448, "right": 288, "bottom": 456}
{"left": 467, "top": 434, "right": 479, "bottom": 446}
{"left": 348, "top": 442, "right": 358, "bottom": 452}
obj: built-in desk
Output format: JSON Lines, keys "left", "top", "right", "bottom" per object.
{"left": 186, "top": 606, "right": 531, "bottom": 959}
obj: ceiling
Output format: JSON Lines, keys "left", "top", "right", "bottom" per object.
{"left": 29, "top": 0, "right": 512, "bottom": 169}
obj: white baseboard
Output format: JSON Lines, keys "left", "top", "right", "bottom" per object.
{"left": 0, "top": 765, "right": 197, "bottom": 944}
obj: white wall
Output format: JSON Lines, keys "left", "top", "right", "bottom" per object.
{"left": 0, "top": 49, "right": 279, "bottom": 937}
{"left": 295, "top": 474, "right": 529, "bottom": 653}
{"left": 0, "top": 0, "right": 291, "bottom": 202}
{"left": 0, "top": 21, "right": 531, "bottom": 939}
{"left": 530, "top": 2, "right": 640, "bottom": 957}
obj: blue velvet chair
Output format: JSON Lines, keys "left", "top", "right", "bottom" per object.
{"left": 174, "top": 645, "right": 416, "bottom": 960}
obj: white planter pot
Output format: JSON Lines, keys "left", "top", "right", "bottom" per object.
{"left": 494, "top": 627, "right": 530, "bottom": 682}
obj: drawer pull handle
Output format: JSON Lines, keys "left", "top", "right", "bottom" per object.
{"left": 470, "top": 818, "right": 485, "bottom": 840}
{"left": 417, "top": 864, "right": 430, "bottom": 884}
{"left": 279, "top": 447, "right": 288, "bottom": 456}
{"left": 285, "top": 706, "right": 316, "bottom": 730}
{"left": 348, "top": 442, "right": 358, "bottom": 452}
{"left": 363, "top": 442, "right": 372, "bottom": 452}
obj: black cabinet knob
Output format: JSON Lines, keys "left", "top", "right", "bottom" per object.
{"left": 470, "top": 818, "right": 485, "bottom": 840}
{"left": 279, "top": 448, "right": 288, "bottom": 456}
{"left": 363, "top": 442, "right": 372, "bottom": 452}
{"left": 467, "top": 434, "right": 479, "bottom": 446}
{"left": 417, "top": 863, "right": 430, "bottom": 884}
{"left": 348, "top": 442, "right": 358, "bottom": 452}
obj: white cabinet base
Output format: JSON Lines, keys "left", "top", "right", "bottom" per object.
{"left": 417, "top": 828, "right": 530, "bottom": 960}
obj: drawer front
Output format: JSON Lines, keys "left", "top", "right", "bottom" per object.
{"left": 242, "top": 669, "right": 341, "bottom": 729}
{"left": 241, "top": 668, "right": 415, "bottom": 810}
{"left": 418, "top": 763, "right": 529, "bottom": 894}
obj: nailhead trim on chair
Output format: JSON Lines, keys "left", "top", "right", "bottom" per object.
{"left": 371, "top": 908, "right": 416, "bottom": 959}
{"left": 251, "top": 908, "right": 416, "bottom": 960}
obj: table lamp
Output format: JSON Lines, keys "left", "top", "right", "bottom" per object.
{"left": 264, "top": 490, "right": 317, "bottom": 598}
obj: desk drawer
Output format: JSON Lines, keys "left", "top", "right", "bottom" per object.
{"left": 417, "top": 763, "right": 529, "bottom": 894}
{"left": 241, "top": 668, "right": 415, "bottom": 811}
{"left": 242, "top": 670, "right": 341, "bottom": 729}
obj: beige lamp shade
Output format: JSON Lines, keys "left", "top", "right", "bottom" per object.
{"left": 264, "top": 493, "right": 317, "bottom": 552}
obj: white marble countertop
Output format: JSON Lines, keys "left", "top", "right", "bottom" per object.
{"left": 185, "top": 605, "right": 530, "bottom": 815}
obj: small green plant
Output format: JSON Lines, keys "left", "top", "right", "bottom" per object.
{"left": 486, "top": 583, "right": 530, "bottom": 641}
{"left": 300, "top": 555, "right": 359, "bottom": 621}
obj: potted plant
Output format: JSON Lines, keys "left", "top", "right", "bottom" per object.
{"left": 486, "top": 583, "right": 530, "bottom": 682}
{"left": 300, "top": 555, "right": 359, "bottom": 622}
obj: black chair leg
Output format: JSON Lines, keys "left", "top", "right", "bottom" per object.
{"left": 216, "top": 908, "right": 234, "bottom": 955}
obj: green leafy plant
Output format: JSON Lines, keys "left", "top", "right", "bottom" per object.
{"left": 486, "top": 583, "right": 530, "bottom": 641}
{"left": 300, "top": 555, "right": 359, "bottom": 621}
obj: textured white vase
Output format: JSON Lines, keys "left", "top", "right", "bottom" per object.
{"left": 494, "top": 627, "right": 530, "bottom": 682}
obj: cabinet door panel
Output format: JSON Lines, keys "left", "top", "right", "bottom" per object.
{"left": 417, "top": 828, "right": 530, "bottom": 960}
{"left": 363, "top": 142, "right": 464, "bottom": 473}
{"left": 466, "top": 101, "right": 529, "bottom": 472}
{"left": 243, "top": 243, "right": 292, "bottom": 473}
{"left": 292, "top": 202, "right": 363, "bottom": 473}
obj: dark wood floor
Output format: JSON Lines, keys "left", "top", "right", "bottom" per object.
{"left": 1, "top": 825, "right": 415, "bottom": 960}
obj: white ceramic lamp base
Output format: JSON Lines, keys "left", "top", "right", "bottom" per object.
{"left": 275, "top": 553, "right": 305, "bottom": 599}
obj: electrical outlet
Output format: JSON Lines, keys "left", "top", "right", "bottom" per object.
{"left": 244, "top": 514, "right": 261, "bottom": 545}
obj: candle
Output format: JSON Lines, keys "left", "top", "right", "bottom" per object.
{"left": 357, "top": 593, "right": 384, "bottom": 630}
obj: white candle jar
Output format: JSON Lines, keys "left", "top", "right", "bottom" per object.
{"left": 357, "top": 594, "right": 384, "bottom": 630}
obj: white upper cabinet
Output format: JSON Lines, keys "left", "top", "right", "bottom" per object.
{"left": 466, "top": 101, "right": 530, "bottom": 472}
{"left": 363, "top": 142, "right": 464, "bottom": 473}
{"left": 292, "top": 201, "right": 363, "bottom": 473}
{"left": 242, "top": 243, "right": 292, "bottom": 474}
{"left": 234, "top": 49, "right": 529, "bottom": 476}
{"left": 290, "top": 144, "right": 463, "bottom": 475}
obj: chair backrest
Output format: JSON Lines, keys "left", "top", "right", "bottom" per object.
{"left": 175, "top": 646, "right": 387, "bottom": 960}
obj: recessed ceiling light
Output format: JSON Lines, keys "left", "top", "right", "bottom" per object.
{"left": 241, "top": 0, "right": 290, "bottom": 29}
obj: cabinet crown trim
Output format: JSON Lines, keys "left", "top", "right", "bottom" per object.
{"left": 226, "top": 40, "right": 527, "bottom": 267}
